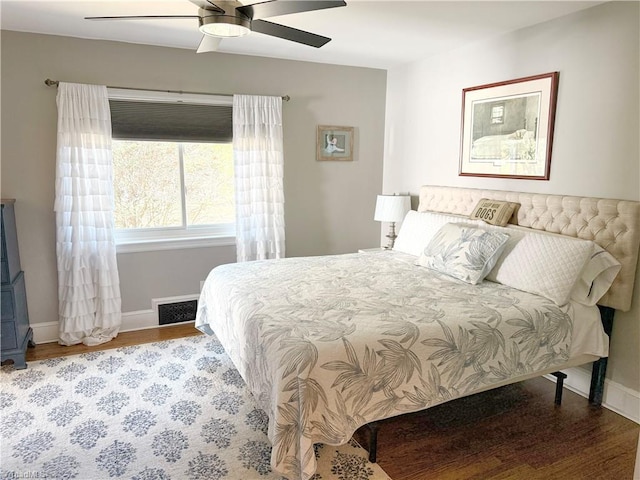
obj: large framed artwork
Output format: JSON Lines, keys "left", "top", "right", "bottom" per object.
{"left": 317, "top": 125, "right": 354, "bottom": 161}
{"left": 459, "top": 72, "right": 559, "bottom": 180}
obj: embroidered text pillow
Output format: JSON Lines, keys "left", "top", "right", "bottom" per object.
{"left": 469, "top": 198, "right": 518, "bottom": 226}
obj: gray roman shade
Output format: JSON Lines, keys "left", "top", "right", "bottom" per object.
{"left": 109, "top": 99, "right": 233, "bottom": 143}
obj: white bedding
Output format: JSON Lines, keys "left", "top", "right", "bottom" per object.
{"left": 195, "top": 250, "right": 608, "bottom": 480}
{"left": 471, "top": 128, "right": 536, "bottom": 162}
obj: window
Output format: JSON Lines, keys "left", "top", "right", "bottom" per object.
{"left": 490, "top": 103, "right": 505, "bottom": 124}
{"left": 108, "top": 89, "right": 234, "bottom": 252}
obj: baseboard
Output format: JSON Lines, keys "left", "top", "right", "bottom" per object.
{"left": 31, "top": 321, "right": 60, "bottom": 344}
{"left": 31, "top": 310, "right": 198, "bottom": 344}
{"left": 545, "top": 368, "right": 640, "bottom": 424}
{"left": 30, "top": 293, "right": 201, "bottom": 344}
{"left": 30, "top": 310, "right": 151, "bottom": 344}
{"left": 119, "top": 309, "right": 157, "bottom": 332}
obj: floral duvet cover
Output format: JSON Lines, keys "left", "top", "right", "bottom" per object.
{"left": 195, "top": 250, "right": 606, "bottom": 480}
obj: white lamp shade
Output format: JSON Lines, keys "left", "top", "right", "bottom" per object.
{"left": 374, "top": 195, "right": 411, "bottom": 223}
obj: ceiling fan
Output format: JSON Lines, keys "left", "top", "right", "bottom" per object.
{"left": 86, "top": 0, "right": 347, "bottom": 53}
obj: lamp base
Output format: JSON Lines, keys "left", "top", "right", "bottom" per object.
{"left": 384, "top": 222, "right": 397, "bottom": 249}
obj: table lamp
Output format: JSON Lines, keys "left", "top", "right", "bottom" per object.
{"left": 374, "top": 194, "right": 411, "bottom": 249}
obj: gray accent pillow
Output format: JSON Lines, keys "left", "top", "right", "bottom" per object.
{"left": 416, "top": 223, "right": 509, "bottom": 284}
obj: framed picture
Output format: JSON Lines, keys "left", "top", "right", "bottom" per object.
{"left": 459, "top": 72, "right": 559, "bottom": 180}
{"left": 317, "top": 125, "right": 354, "bottom": 161}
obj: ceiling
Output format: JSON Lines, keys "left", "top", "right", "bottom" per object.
{"left": 0, "top": 1, "right": 604, "bottom": 69}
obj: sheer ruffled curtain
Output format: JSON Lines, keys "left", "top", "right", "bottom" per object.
{"left": 233, "top": 95, "right": 285, "bottom": 262}
{"left": 54, "top": 82, "right": 122, "bottom": 346}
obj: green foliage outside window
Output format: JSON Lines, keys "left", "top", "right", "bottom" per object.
{"left": 112, "top": 140, "right": 235, "bottom": 230}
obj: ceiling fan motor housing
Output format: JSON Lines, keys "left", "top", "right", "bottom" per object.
{"left": 198, "top": 2, "right": 251, "bottom": 38}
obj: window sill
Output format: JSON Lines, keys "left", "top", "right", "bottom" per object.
{"left": 116, "top": 235, "right": 236, "bottom": 254}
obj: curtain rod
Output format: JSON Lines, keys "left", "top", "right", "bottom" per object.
{"left": 44, "top": 79, "right": 290, "bottom": 102}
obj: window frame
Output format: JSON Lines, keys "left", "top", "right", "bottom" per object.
{"left": 108, "top": 88, "right": 235, "bottom": 253}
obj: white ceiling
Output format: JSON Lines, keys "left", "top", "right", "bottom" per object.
{"left": 0, "top": 0, "right": 604, "bottom": 69}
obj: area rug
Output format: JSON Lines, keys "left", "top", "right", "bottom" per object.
{"left": 0, "top": 334, "right": 391, "bottom": 480}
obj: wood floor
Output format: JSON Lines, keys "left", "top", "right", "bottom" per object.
{"left": 24, "top": 324, "right": 640, "bottom": 480}
{"left": 24, "top": 323, "right": 202, "bottom": 362}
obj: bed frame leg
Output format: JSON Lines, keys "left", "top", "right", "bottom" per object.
{"left": 366, "top": 422, "right": 380, "bottom": 463}
{"left": 589, "top": 306, "right": 614, "bottom": 406}
{"left": 551, "top": 371, "right": 567, "bottom": 405}
{"left": 589, "top": 358, "right": 608, "bottom": 406}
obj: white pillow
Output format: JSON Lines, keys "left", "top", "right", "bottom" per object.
{"left": 486, "top": 229, "right": 594, "bottom": 305}
{"left": 393, "top": 210, "right": 482, "bottom": 256}
{"left": 570, "top": 245, "right": 621, "bottom": 306}
{"left": 416, "top": 223, "right": 510, "bottom": 284}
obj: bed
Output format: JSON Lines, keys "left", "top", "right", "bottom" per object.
{"left": 195, "top": 185, "right": 640, "bottom": 480}
{"left": 471, "top": 128, "right": 536, "bottom": 162}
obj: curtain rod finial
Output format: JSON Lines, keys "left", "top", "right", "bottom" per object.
{"left": 45, "top": 79, "right": 59, "bottom": 87}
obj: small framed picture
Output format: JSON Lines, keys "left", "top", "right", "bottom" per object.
{"left": 317, "top": 125, "right": 354, "bottom": 161}
{"left": 459, "top": 72, "right": 559, "bottom": 180}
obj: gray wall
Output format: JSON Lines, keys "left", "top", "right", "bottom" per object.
{"left": 1, "top": 31, "right": 386, "bottom": 317}
{"left": 382, "top": 2, "right": 640, "bottom": 393}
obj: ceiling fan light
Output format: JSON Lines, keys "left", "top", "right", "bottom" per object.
{"left": 199, "top": 15, "right": 250, "bottom": 38}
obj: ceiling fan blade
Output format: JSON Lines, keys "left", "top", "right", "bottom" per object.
{"left": 251, "top": 19, "right": 331, "bottom": 48}
{"left": 85, "top": 15, "right": 199, "bottom": 20}
{"left": 237, "top": 1, "right": 346, "bottom": 20}
{"left": 188, "top": 0, "right": 225, "bottom": 13}
{"left": 197, "top": 35, "right": 222, "bottom": 53}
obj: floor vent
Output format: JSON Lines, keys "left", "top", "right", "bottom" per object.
{"left": 158, "top": 300, "right": 198, "bottom": 325}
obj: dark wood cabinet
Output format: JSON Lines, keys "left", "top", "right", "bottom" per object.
{"left": 1, "top": 200, "right": 33, "bottom": 369}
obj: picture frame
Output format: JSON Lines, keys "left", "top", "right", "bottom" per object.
{"left": 317, "top": 125, "right": 354, "bottom": 161}
{"left": 459, "top": 72, "right": 559, "bottom": 180}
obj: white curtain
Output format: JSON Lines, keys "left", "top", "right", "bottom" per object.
{"left": 233, "top": 95, "right": 285, "bottom": 262}
{"left": 54, "top": 82, "right": 122, "bottom": 346}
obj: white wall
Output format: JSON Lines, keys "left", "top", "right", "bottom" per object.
{"left": 383, "top": 1, "right": 640, "bottom": 395}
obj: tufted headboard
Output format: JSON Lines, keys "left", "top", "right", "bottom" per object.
{"left": 418, "top": 185, "right": 640, "bottom": 312}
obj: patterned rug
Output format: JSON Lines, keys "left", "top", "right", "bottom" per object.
{"left": 0, "top": 334, "right": 391, "bottom": 480}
